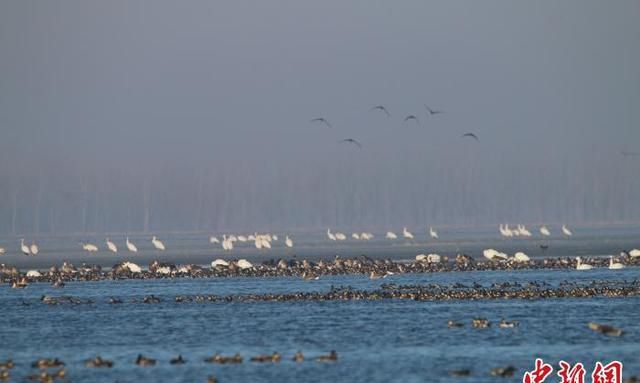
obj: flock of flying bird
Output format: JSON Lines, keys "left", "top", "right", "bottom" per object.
{"left": 310, "top": 104, "right": 479, "bottom": 149}
{"left": 1, "top": 223, "right": 575, "bottom": 256}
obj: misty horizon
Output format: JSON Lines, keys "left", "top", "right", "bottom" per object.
{"left": 1, "top": 1, "right": 639, "bottom": 235}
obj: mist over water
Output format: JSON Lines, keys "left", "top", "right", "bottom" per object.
{"left": 1, "top": 1, "right": 639, "bottom": 235}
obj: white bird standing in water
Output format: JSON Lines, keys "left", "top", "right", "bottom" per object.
{"left": 540, "top": 226, "right": 551, "bottom": 236}
{"left": 609, "top": 256, "right": 624, "bottom": 270}
{"left": 327, "top": 229, "right": 337, "bottom": 241}
{"left": 334, "top": 232, "right": 347, "bottom": 241}
{"left": 285, "top": 236, "right": 293, "bottom": 248}
{"left": 20, "top": 239, "right": 30, "bottom": 256}
{"left": 429, "top": 227, "right": 439, "bottom": 239}
{"left": 30, "top": 241, "right": 39, "bottom": 255}
{"left": 151, "top": 236, "right": 166, "bottom": 251}
{"left": 562, "top": 224, "right": 573, "bottom": 237}
{"left": 403, "top": 227, "right": 414, "bottom": 240}
{"left": 126, "top": 237, "right": 138, "bottom": 253}
{"left": 386, "top": 231, "right": 398, "bottom": 240}
{"left": 575, "top": 257, "right": 592, "bottom": 270}
{"left": 352, "top": 233, "right": 361, "bottom": 240}
{"left": 106, "top": 238, "right": 118, "bottom": 253}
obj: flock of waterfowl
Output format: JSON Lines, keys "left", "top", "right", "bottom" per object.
{"left": 0, "top": 224, "right": 584, "bottom": 256}
{"left": 0, "top": 351, "right": 336, "bottom": 383}
{"left": 2, "top": 247, "right": 640, "bottom": 289}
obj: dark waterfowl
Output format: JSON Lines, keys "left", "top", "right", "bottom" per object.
{"left": 135, "top": 354, "right": 156, "bottom": 366}
{"left": 450, "top": 369, "right": 471, "bottom": 377}
{"left": 293, "top": 351, "right": 305, "bottom": 362}
{"left": 251, "top": 352, "right": 280, "bottom": 363}
{"left": 85, "top": 356, "right": 113, "bottom": 368}
{"left": 447, "top": 320, "right": 464, "bottom": 328}
{"left": 491, "top": 365, "right": 516, "bottom": 377}
{"left": 0, "top": 360, "right": 14, "bottom": 370}
{"left": 170, "top": 355, "right": 186, "bottom": 365}
{"left": 316, "top": 350, "right": 338, "bottom": 362}
{"left": 588, "top": 322, "right": 623, "bottom": 337}
{"left": 32, "top": 358, "right": 64, "bottom": 369}
{"left": 472, "top": 318, "right": 490, "bottom": 328}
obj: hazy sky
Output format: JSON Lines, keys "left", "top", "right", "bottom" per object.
{"left": 1, "top": 1, "right": 639, "bottom": 234}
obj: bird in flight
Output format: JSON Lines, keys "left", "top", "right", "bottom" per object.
{"left": 370, "top": 105, "right": 391, "bottom": 117}
{"left": 403, "top": 115, "right": 420, "bottom": 125}
{"left": 425, "top": 105, "right": 444, "bottom": 115}
{"left": 310, "top": 118, "right": 332, "bottom": 128}
{"left": 339, "top": 138, "right": 362, "bottom": 149}
{"left": 462, "top": 132, "right": 479, "bottom": 142}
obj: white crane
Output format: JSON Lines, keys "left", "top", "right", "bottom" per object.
{"left": 609, "top": 256, "right": 624, "bottom": 270}
{"left": 386, "top": 231, "right": 398, "bottom": 240}
{"left": 126, "top": 237, "right": 138, "bottom": 253}
{"left": 540, "top": 226, "right": 551, "bottom": 236}
{"left": 30, "top": 241, "right": 39, "bottom": 255}
{"left": 352, "top": 233, "right": 361, "bottom": 240}
{"left": 285, "top": 235, "right": 293, "bottom": 248}
{"left": 575, "top": 257, "right": 592, "bottom": 270}
{"left": 402, "top": 227, "right": 414, "bottom": 240}
{"left": 334, "top": 232, "right": 347, "bottom": 241}
{"left": 151, "top": 236, "right": 166, "bottom": 251}
{"left": 562, "top": 224, "right": 573, "bottom": 237}
{"left": 82, "top": 242, "right": 99, "bottom": 252}
{"left": 20, "top": 239, "right": 30, "bottom": 255}
{"left": 106, "top": 238, "right": 118, "bottom": 253}
{"left": 327, "top": 229, "right": 337, "bottom": 241}
{"left": 429, "top": 227, "right": 439, "bottom": 239}
{"left": 518, "top": 225, "right": 532, "bottom": 237}
{"left": 261, "top": 236, "right": 272, "bottom": 249}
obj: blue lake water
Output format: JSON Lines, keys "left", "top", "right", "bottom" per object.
{"left": 2, "top": 267, "right": 639, "bottom": 382}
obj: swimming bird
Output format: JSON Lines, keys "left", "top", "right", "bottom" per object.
{"left": 462, "top": 133, "right": 479, "bottom": 142}
{"left": 352, "top": 233, "right": 361, "bottom": 240}
{"left": 285, "top": 235, "right": 293, "bottom": 248}
{"left": 106, "top": 238, "right": 118, "bottom": 253}
{"left": 498, "top": 319, "right": 519, "bottom": 328}
{"left": 402, "top": 227, "right": 414, "bottom": 240}
{"left": 126, "top": 237, "right": 138, "bottom": 253}
{"left": 310, "top": 117, "right": 332, "bottom": 128}
{"left": 562, "top": 224, "right": 573, "bottom": 237}
{"left": 327, "top": 229, "right": 336, "bottom": 241}
{"left": 316, "top": 351, "right": 338, "bottom": 362}
{"left": 292, "top": 351, "right": 305, "bottom": 362}
{"left": 425, "top": 105, "right": 444, "bottom": 115}
{"left": 609, "top": 256, "right": 625, "bottom": 270}
{"left": 29, "top": 241, "right": 39, "bottom": 255}
{"left": 237, "top": 259, "right": 253, "bottom": 269}
{"left": 20, "top": 239, "right": 30, "bottom": 256}
{"left": 135, "top": 354, "right": 156, "bottom": 366}
{"left": 370, "top": 105, "right": 391, "bottom": 117}
{"left": 588, "top": 322, "right": 623, "bottom": 337}
{"left": 151, "top": 236, "right": 166, "bottom": 251}
{"left": 540, "top": 226, "right": 551, "bottom": 236}
{"left": 334, "top": 232, "right": 347, "bottom": 241}
{"left": 575, "top": 257, "right": 593, "bottom": 270}
{"left": 629, "top": 249, "right": 640, "bottom": 257}
{"left": 209, "top": 236, "right": 220, "bottom": 244}
{"left": 429, "top": 226, "right": 439, "bottom": 239}
{"left": 0, "top": 247, "right": 4, "bottom": 255}
{"left": 403, "top": 115, "right": 419, "bottom": 125}
{"left": 385, "top": 231, "right": 398, "bottom": 240}
{"left": 170, "top": 355, "right": 186, "bottom": 365}
{"left": 339, "top": 138, "right": 362, "bottom": 148}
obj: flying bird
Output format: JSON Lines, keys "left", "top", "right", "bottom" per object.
{"left": 403, "top": 115, "right": 420, "bottom": 125}
{"left": 310, "top": 118, "right": 332, "bottom": 128}
{"left": 425, "top": 105, "right": 444, "bottom": 115}
{"left": 339, "top": 138, "right": 362, "bottom": 148}
{"left": 370, "top": 105, "right": 391, "bottom": 117}
{"left": 462, "top": 133, "right": 479, "bottom": 142}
